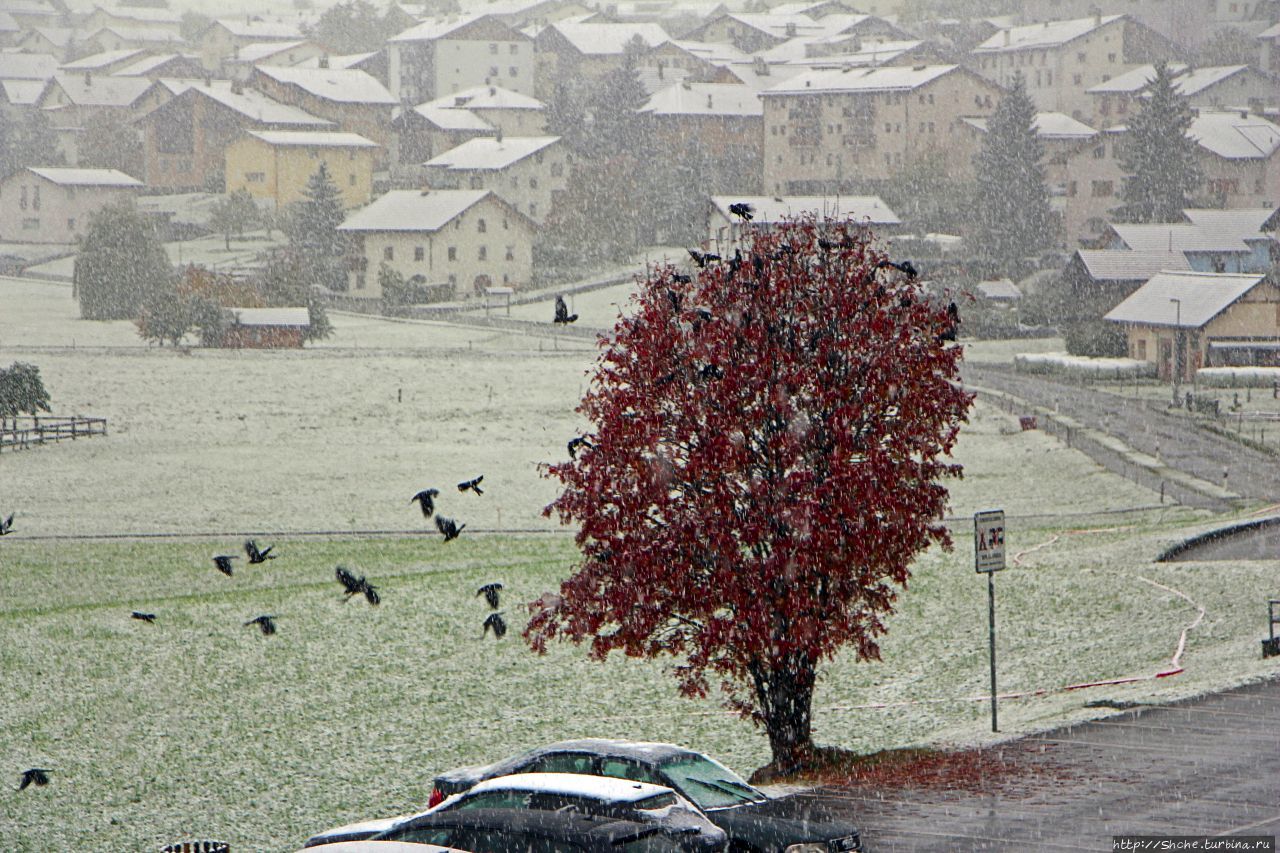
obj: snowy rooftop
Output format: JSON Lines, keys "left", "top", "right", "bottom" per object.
{"left": 710, "top": 194, "right": 900, "bottom": 225}
{"left": 962, "top": 111, "right": 1096, "bottom": 140}
{"left": 424, "top": 135, "right": 559, "bottom": 170}
{"left": 389, "top": 14, "right": 501, "bottom": 43}
{"left": 28, "top": 167, "right": 143, "bottom": 187}
{"left": 0, "top": 52, "right": 58, "bottom": 80}
{"left": 974, "top": 15, "right": 1124, "bottom": 53}
{"left": 229, "top": 307, "right": 310, "bottom": 327}
{"left": 1104, "top": 271, "right": 1267, "bottom": 328}
{"left": 147, "top": 82, "right": 332, "bottom": 128}
{"left": 26, "top": 25, "right": 72, "bottom": 47}
{"left": 113, "top": 53, "right": 194, "bottom": 76}
{"left": 667, "top": 39, "right": 753, "bottom": 66}
{"left": 296, "top": 52, "right": 378, "bottom": 70}
{"left": 229, "top": 40, "right": 315, "bottom": 63}
{"left": 0, "top": 11, "right": 17, "bottom": 31}
{"left": 213, "top": 18, "right": 303, "bottom": 40}
{"left": 83, "top": 23, "right": 182, "bottom": 44}
{"left": 1181, "top": 208, "right": 1278, "bottom": 235}
{"left": 59, "top": 48, "right": 144, "bottom": 71}
{"left": 470, "top": 773, "right": 672, "bottom": 802}
{"left": 254, "top": 65, "right": 397, "bottom": 105}
{"left": 1256, "top": 22, "right": 1280, "bottom": 39}
{"left": 246, "top": 130, "right": 378, "bottom": 148}
{"left": 422, "top": 84, "right": 545, "bottom": 111}
{"left": 640, "top": 82, "right": 762, "bottom": 116}
{"left": 1085, "top": 63, "right": 1187, "bottom": 94}
{"left": 2, "top": 79, "right": 45, "bottom": 105}
{"left": 1109, "top": 223, "right": 1252, "bottom": 254}
{"left": 709, "top": 12, "right": 826, "bottom": 39}
{"left": 1174, "top": 65, "right": 1252, "bottom": 97}
{"left": 48, "top": 72, "right": 152, "bottom": 106}
{"left": 409, "top": 103, "right": 495, "bottom": 131}
{"left": 337, "top": 189, "right": 492, "bottom": 232}
{"left": 93, "top": 4, "right": 183, "bottom": 24}
{"left": 1188, "top": 111, "right": 1280, "bottom": 160}
{"left": 1075, "top": 249, "right": 1191, "bottom": 281}
{"left": 762, "top": 64, "right": 958, "bottom": 95}
{"left": 975, "top": 278, "right": 1021, "bottom": 300}
{"left": 542, "top": 21, "right": 670, "bottom": 55}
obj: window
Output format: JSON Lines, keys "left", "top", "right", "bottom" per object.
{"left": 505, "top": 245, "right": 514, "bottom": 261}
{"left": 349, "top": 174, "right": 356, "bottom": 186}
{"left": 1093, "top": 145, "right": 1106, "bottom": 159}
{"left": 508, "top": 66, "right": 517, "bottom": 77}
{"left": 67, "top": 218, "right": 75, "bottom": 231}
{"left": 600, "top": 759, "right": 665, "bottom": 785}
{"left": 22, "top": 218, "right": 38, "bottom": 230}
{"left": 66, "top": 187, "right": 75, "bottom": 200}
{"left": 448, "top": 246, "right": 457, "bottom": 261}
{"left": 478, "top": 246, "right": 487, "bottom": 260}
{"left": 1137, "top": 339, "right": 1147, "bottom": 360}
{"left": 528, "top": 202, "right": 536, "bottom": 217}
{"left": 383, "top": 246, "right": 394, "bottom": 261}
{"left": 509, "top": 43, "right": 518, "bottom": 54}
{"left": 32, "top": 186, "right": 39, "bottom": 210}
{"left": 469, "top": 176, "right": 483, "bottom": 189}
{"left": 529, "top": 177, "right": 538, "bottom": 189}
{"left": 414, "top": 246, "right": 424, "bottom": 261}
{"left": 1077, "top": 51, "right": 1087, "bottom": 63}
{"left": 528, "top": 753, "right": 594, "bottom": 774}
{"left": 1107, "top": 53, "right": 1116, "bottom": 63}
{"left": 488, "top": 66, "right": 499, "bottom": 77}
{"left": 19, "top": 186, "right": 26, "bottom": 209}
{"left": 1091, "top": 180, "right": 1113, "bottom": 197}
{"left": 477, "top": 218, "right": 486, "bottom": 233}
{"left": 356, "top": 274, "right": 366, "bottom": 289}
{"left": 246, "top": 172, "right": 265, "bottom": 183}
{"left": 309, "top": 149, "right": 319, "bottom": 158}
{"left": 1073, "top": 73, "right": 1082, "bottom": 85}
{"left": 1067, "top": 180, "right": 1077, "bottom": 197}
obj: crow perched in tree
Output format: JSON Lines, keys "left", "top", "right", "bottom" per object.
{"left": 131, "top": 611, "right": 156, "bottom": 623}
{"left": 244, "top": 615, "right": 277, "bottom": 635}
{"left": 483, "top": 611, "right": 507, "bottom": 639}
{"left": 436, "top": 515, "right": 465, "bottom": 541}
{"left": 335, "top": 565, "right": 380, "bottom": 605}
{"left": 878, "top": 259, "right": 918, "bottom": 279}
{"left": 671, "top": 273, "right": 691, "bottom": 284}
{"left": 554, "top": 295, "right": 578, "bottom": 324}
{"left": 411, "top": 488, "right": 439, "bottom": 518}
{"left": 687, "top": 250, "right": 720, "bottom": 268}
{"left": 18, "top": 768, "right": 50, "bottom": 791}
{"left": 567, "top": 436, "right": 594, "bottom": 459}
{"left": 938, "top": 302, "right": 960, "bottom": 343}
{"left": 212, "top": 555, "right": 238, "bottom": 576}
{"left": 666, "top": 288, "right": 682, "bottom": 313}
{"left": 477, "top": 581, "right": 503, "bottom": 610}
{"left": 244, "top": 539, "right": 275, "bottom": 564}
{"left": 0, "top": 513, "right": 14, "bottom": 535}
{"left": 457, "top": 476, "right": 484, "bottom": 495}
{"left": 728, "top": 202, "right": 754, "bottom": 221}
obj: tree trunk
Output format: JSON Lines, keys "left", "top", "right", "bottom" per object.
{"left": 753, "top": 654, "right": 817, "bottom": 771}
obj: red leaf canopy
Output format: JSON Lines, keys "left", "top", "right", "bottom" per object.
{"left": 528, "top": 217, "right": 972, "bottom": 730}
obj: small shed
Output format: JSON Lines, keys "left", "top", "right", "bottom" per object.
{"left": 222, "top": 307, "right": 310, "bottom": 348}
{"left": 975, "top": 278, "right": 1021, "bottom": 302}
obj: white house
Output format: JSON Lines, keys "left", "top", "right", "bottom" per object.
{"left": 0, "top": 167, "right": 143, "bottom": 243}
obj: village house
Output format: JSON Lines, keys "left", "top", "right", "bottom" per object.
{"left": 79, "top": 24, "right": 184, "bottom": 54}
{"left": 392, "top": 103, "right": 496, "bottom": 177}
{"left": 387, "top": 14, "right": 534, "bottom": 105}
{"left": 707, "top": 194, "right": 900, "bottom": 250}
{"left": 759, "top": 64, "right": 1004, "bottom": 196}
{"left": 220, "top": 307, "right": 310, "bottom": 348}
{"left": 199, "top": 17, "right": 304, "bottom": 72}
{"left": 1188, "top": 110, "right": 1280, "bottom": 210}
{"left": 82, "top": 5, "right": 183, "bottom": 37}
{"left": 1016, "top": 0, "right": 1260, "bottom": 51}
{"left": 1086, "top": 64, "right": 1280, "bottom": 126}
{"left": 1104, "top": 220, "right": 1275, "bottom": 274}
{"left": 112, "top": 53, "right": 205, "bottom": 79}
{"left": 421, "top": 84, "right": 547, "bottom": 136}
{"left": 58, "top": 48, "right": 148, "bottom": 75}
{"left": 296, "top": 50, "right": 388, "bottom": 82}
{"left": 249, "top": 65, "right": 397, "bottom": 153}
{"left": 635, "top": 40, "right": 740, "bottom": 95}
{"left": 13, "top": 26, "right": 73, "bottom": 59}
{"left": 224, "top": 130, "right": 379, "bottom": 210}
{"left": 639, "top": 81, "right": 764, "bottom": 195}
{"left": 224, "top": 40, "right": 329, "bottom": 81}
{"left": 1, "top": 0, "right": 64, "bottom": 31}
{"left": 423, "top": 135, "right": 567, "bottom": 224}
{"left": 134, "top": 81, "right": 332, "bottom": 192}
{"left": 337, "top": 189, "right": 536, "bottom": 299}
{"left": 532, "top": 20, "right": 668, "bottom": 99}
{"left": 1060, "top": 247, "right": 1192, "bottom": 315}
{"left": 681, "top": 13, "right": 832, "bottom": 55}
{"left": 971, "top": 14, "right": 1180, "bottom": 122}
{"left": 0, "top": 166, "right": 142, "bottom": 243}
{"left": 1105, "top": 271, "right": 1280, "bottom": 381}
{"left": 1261, "top": 23, "right": 1280, "bottom": 76}
{"left": 35, "top": 71, "right": 153, "bottom": 163}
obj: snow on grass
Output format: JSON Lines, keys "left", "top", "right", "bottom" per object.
{"left": 960, "top": 337, "right": 1065, "bottom": 365}
{"left": 1195, "top": 366, "right": 1280, "bottom": 388}
{"left": 1013, "top": 351, "right": 1155, "bottom": 379}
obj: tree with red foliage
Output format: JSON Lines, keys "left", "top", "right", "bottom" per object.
{"left": 527, "top": 217, "right": 972, "bottom": 769}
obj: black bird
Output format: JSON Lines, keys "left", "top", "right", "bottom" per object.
{"left": 244, "top": 615, "right": 277, "bottom": 635}
{"left": 938, "top": 301, "right": 960, "bottom": 343}
{"left": 411, "top": 488, "right": 440, "bottom": 518}
{"left": 18, "top": 768, "right": 50, "bottom": 791}
{"left": 477, "top": 581, "right": 503, "bottom": 609}
{"left": 699, "top": 363, "right": 724, "bottom": 380}
{"left": 878, "top": 258, "right": 918, "bottom": 279}
{"left": 458, "top": 475, "right": 484, "bottom": 495}
{"left": 0, "top": 512, "right": 14, "bottom": 535}
{"left": 131, "top": 611, "right": 156, "bottom": 623}
{"left": 666, "top": 288, "right": 682, "bottom": 313}
{"left": 335, "top": 565, "right": 380, "bottom": 605}
{"left": 244, "top": 539, "right": 275, "bottom": 564}
{"left": 361, "top": 582, "right": 380, "bottom": 606}
{"left": 818, "top": 238, "right": 836, "bottom": 252}
{"left": 567, "top": 436, "right": 594, "bottom": 459}
{"left": 554, "top": 295, "right": 578, "bottom": 324}
{"left": 671, "top": 272, "right": 691, "bottom": 284}
{"left": 436, "top": 515, "right": 465, "bottom": 541}
{"left": 212, "top": 555, "right": 238, "bottom": 576}
{"left": 483, "top": 611, "right": 507, "bottom": 639}
{"left": 728, "top": 202, "right": 754, "bottom": 221}
{"left": 687, "top": 249, "right": 721, "bottom": 268}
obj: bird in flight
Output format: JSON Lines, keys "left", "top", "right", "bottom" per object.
{"left": 436, "top": 515, "right": 465, "bottom": 541}
{"left": 728, "top": 202, "right": 754, "bottom": 221}
{"left": 483, "top": 611, "right": 507, "bottom": 639}
{"left": 335, "top": 566, "right": 380, "bottom": 605}
{"left": 457, "top": 475, "right": 484, "bottom": 495}
{"left": 212, "top": 555, "right": 238, "bottom": 576}
{"left": 554, "top": 295, "right": 578, "bottom": 324}
{"left": 131, "top": 611, "right": 157, "bottom": 623}
{"left": 0, "top": 513, "right": 14, "bottom": 535}
{"left": 687, "top": 249, "right": 720, "bottom": 268}
{"left": 244, "top": 539, "right": 275, "bottom": 564}
{"left": 411, "top": 488, "right": 440, "bottom": 518}
{"left": 244, "top": 615, "right": 277, "bottom": 635}
{"left": 18, "top": 768, "right": 50, "bottom": 791}
{"left": 477, "top": 581, "right": 503, "bottom": 610}
{"left": 878, "top": 258, "right": 918, "bottom": 279}
{"left": 567, "top": 436, "right": 594, "bottom": 459}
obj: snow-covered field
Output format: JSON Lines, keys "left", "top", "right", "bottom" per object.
{"left": 3, "top": 275, "right": 1278, "bottom": 849}
{"left": 1013, "top": 351, "right": 1156, "bottom": 378}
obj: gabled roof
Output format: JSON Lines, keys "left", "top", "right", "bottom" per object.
{"left": 761, "top": 63, "right": 960, "bottom": 96}
{"left": 229, "top": 39, "right": 317, "bottom": 63}
{"left": 640, "top": 81, "right": 762, "bottom": 116}
{"left": 113, "top": 53, "right": 196, "bottom": 76}
{"left": 702, "top": 12, "right": 825, "bottom": 40}
{"left": 338, "top": 189, "right": 500, "bottom": 232}
{"left": 962, "top": 111, "right": 1095, "bottom": 140}
{"left": 297, "top": 51, "right": 379, "bottom": 70}
{"left": 211, "top": 18, "right": 303, "bottom": 40}
{"left": 45, "top": 72, "right": 152, "bottom": 106}
{"left": 1182, "top": 208, "right": 1278, "bottom": 235}
{"left": 1, "top": 78, "right": 45, "bottom": 105}
{"left": 0, "top": 52, "right": 59, "bottom": 79}
{"left": 1074, "top": 249, "right": 1191, "bottom": 281}
{"left": 422, "top": 84, "right": 544, "bottom": 111}
{"left": 59, "top": 48, "right": 145, "bottom": 71}
{"left": 91, "top": 4, "right": 183, "bottom": 25}
{"left": 1188, "top": 111, "right": 1280, "bottom": 160}
{"left": 1104, "top": 271, "right": 1267, "bottom": 328}
{"left": 667, "top": 38, "right": 752, "bottom": 66}
{"left": 0, "top": 11, "right": 18, "bottom": 32}
{"left": 27, "top": 166, "right": 142, "bottom": 187}
{"left": 424, "top": 135, "right": 559, "bottom": 170}
{"left": 1256, "top": 22, "right": 1280, "bottom": 39}
{"left": 245, "top": 130, "right": 378, "bottom": 148}
{"left": 710, "top": 194, "right": 899, "bottom": 224}
{"left": 253, "top": 65, "right": 396, "bottom": 105}
{"left": 229, "top": 306, "right": 310, "bottom": 327}
{"left": 1108, "top": 223, "right": 1252, "bottom": 254}
{"left": 541, "top": 21, "right": 669, "bottom": 55}
{"left": 1174, "top": 65, "right": 1253, "bottom": 97}
{"left": 974, "top": 14, "right": 1125, "bottom": 53}
{"left": 83, "top": 23, "right": 181, "bottom": 45}
{"left": 137, "top": 81, "right": 332, "bottom": 128}
{"left": 389, "top": 13, "right": 527, "bottom": 43}
{"left": 23, "top": 25, "right": 71, "bottom": 47}
{"left": 1085, "top": 63, "right": 1187, "bottom": 95}
{"left": 976, "top": 278, "right": 1021, "bottom": 300}
{"left": 409, "top": 103, "right": 496, "bottom": 131}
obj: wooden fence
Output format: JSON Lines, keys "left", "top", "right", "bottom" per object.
{"left": 0, "top": 415, "right": 107, "bottom": 453}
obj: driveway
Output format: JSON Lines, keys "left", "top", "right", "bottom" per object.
{"left": 796, "top": 677, "right": 1280, "bottom": 851}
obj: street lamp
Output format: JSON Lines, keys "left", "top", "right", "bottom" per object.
{"left": 1170, "top": 297, "right": 1182, "bottom": 406}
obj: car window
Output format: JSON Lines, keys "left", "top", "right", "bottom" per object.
{"left": 527, "top": 752, "right": 595, "bottom": 775}
{"left": 527, "top": 792, "right": 594, "bottom": 813}
{"left": 657, "top": 755, "right": 765, "bottom": 809}
{"left": 393, "top": 826, "right": 456, "bottom": 845}
{"left": 615, "top": 830, "right": 685, "bottom": 852}
{"left": 453, "top": 790, "right": 532, "bottom": 810}
{"left": 451, "top": 828, "right": 579, "bottom": 853}
{"left": 599, "top": 759, "right": 665, "bottom": 785}
{"left": 633, "top": 793, "right": 677, "bottom": 811}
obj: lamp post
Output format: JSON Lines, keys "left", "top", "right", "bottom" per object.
{"left": 1170, "top": 297, "right": 1182, "bottom": 406}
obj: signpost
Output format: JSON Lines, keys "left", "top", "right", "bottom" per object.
{"left": 974, "top": 509, "right": 1005, "bottom": 732}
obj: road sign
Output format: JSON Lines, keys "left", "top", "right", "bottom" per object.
{"left": 974, "top": 509, "right": 1005, "bottom": 574}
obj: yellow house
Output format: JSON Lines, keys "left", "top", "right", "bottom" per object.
{"left": 224, "top": 130, "right": 378, "bottom": 209}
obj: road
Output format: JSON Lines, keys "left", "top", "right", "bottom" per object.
{"left": 965, "top": 364, "right": 1280, "bottom": 508}
{"left": 801, "top": 677, "right": 1280, "bottom": 851}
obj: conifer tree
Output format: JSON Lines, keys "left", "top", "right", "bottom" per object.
{"left": 969, "top": 73, "right": 1053, "bottom": 272}
{"left": 286, "top": 162, "right": 348, "bottom": 292}
{"left": 74, "top": 202, "right": 172, "bottom": 320}
{"left": 1115, "top": 61, "right": 1203, "bottom": 223}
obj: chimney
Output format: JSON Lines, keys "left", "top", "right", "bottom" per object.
{"left": 230, "top": 78, "right": 243, "bottom": 95}
{"left": 203, "top": 74, "right": 212, "bottom": 87}
{"left": 495, "top": 128, "right": 503, "bottom": 143}
{"left": 1240, "top": 109, "right": 1249, "bottom": 119}
{"left": 753, "top": 55, "right": 768, "bottom": 75}
{"left": 706, "top": 93, "right": 713, "bottom": 109}
{"left": 658, "top": 61, "right": 664, "bottom": 79}
{"left": 785, "top": 22, "right": 797, "bottom": 37}
{"left": 1003, "top": 29, "right": 1010, "bottom": 46}
{"left": 319, "top": 54, "right": 329, "bottom": 69}
{"left": 83, "top": 70, "right": 91, "bottom": 86}
{"left": 489, "top": 86, "right": 496, "bottom": 95}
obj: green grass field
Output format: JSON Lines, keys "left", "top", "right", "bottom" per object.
{"left": 3, "top": 277, "right": 1280, "bottom": 850}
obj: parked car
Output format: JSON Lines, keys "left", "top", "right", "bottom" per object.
{"left": 372, "top": 807, "right": 691, "bottom": 851}
{"left": 304, "top": 772, "right": 726, "bottom": 850}
{"left": 429, "top": 740, "right": 862, "bottom": 853}
{"left": 296, "top": 842, "right": 465, "bottom": 853}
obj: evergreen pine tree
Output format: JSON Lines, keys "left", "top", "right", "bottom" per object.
{"left": 74, "top": 201, "right": 172, "bottom": 320}
{"left": 969, "top": 73, "right": 1054, "bottom": 272}
{"left": 1115, "top": 61, "right": 1203, "bottom": 223}
{"left": 286, "top": 162, "right": 348, "bottom": 292}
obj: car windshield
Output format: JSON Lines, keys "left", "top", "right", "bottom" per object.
{"left": 658, "top": 755, "right": 766, "bottom": 809}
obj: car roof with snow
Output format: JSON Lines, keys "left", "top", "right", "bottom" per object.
{"left": 298, "top": 842, "right": 464, "bottom": 853}
{"left": 437, "top": 739, "right": 706, "bottom": 785}
{"left": 380, "top": 807, "right": 679, "bottom": 846}
{"left": 467, "top": 772, "right": 675, "bottom": 802}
